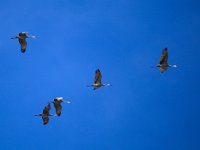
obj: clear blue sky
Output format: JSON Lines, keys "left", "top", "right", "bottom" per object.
{"left": 0, "top": 0, "right": 199, "bottom": 149}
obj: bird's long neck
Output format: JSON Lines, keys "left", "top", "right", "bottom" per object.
{"left": 27, "top": 36, "right": 36, "bottom": 38}
{"left": 63, "top": 100, "right": 71, "bottom": 104}
{"left": 102, "top": 84, "right": 112, "bottom": 86}
{"left": 168, "top": 64, "right": 177, "bottom": 68}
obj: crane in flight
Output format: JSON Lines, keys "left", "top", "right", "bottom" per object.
{"left": 51, "top": 97, "right": 71, "bottom": 116}
{"left": 11, "top": 32, "right": 36, "bottom": 53}
{"left": 155, "top": 48, "right": 177, "bottom": 73}
{"left": 35, "top": 102, "right": 55, "bottom": 125}
{"left": 88, "top": 69, "right": 112, "bottom": 90}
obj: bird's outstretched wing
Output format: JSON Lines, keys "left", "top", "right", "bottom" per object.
{"left": 41, "top": 103, "right": 51, "bottom": 125}
{"left": 42, "top": 116, "right": 49, "bottom": 125}
{"left": 160, "top": 48, "right": 168, "bottom": 65}
{"left": 54, "top": 103, "right": 62, "bottom": 116}
{"left": 94, "top": 69, "right": 102, "bottom": 84}
{"left": 43, "top": 103, "right": 51, "bottom": 115}
{"left": 19, "top": 38, "right": 27, "bottom": 53}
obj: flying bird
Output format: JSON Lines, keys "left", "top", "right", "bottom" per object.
{"left": 52, "top": 97, "right": 71, "bottom": 116}
{"left": 11, "top": 32, "right": 36, "bottom": 53}
{"left": 88, "top": 69, "right": 112, "bottom": 90}
{"left": 155, "top": 48, "right": 177, "bottom": 73}
{"left": 35, "top": 102, "right": 55, "bottom": 125}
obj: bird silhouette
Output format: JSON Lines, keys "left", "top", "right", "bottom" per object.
{"left": 51, "top": 97, "right": 71, "bottom": 116}
{"left": 155, "top": 48, "right": 177, "bottom": 73}
{"left": 88, "top": 69, "right": 112, "bottom": 90}
{"left": 11, "top": 32, "right": 36, "bottom": 53}
{"left": 35, "top": 102, "right": 55, "bottom": 125}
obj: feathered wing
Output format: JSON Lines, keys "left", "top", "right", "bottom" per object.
{"left": 41, "top": 103, "right": 51, "bottom": 125}
{"left": 19, "top": 38, "right": 27, "bottom": 53}
{"left": 43, "top": 103, "right": 51, "bottom": 114}
{"left": 159, "top": 67, "right": 168, "bottom": 73}
{"left": 54, "top": 103, "right": 62, "bottom": 116}
{"left": 94, "top": 69, "right": 102, "bottom": 84}
{"left": 160, "top": 48, "right": 168, "bottom": 65}
{"left": 42, "top": 116, "right": 49, "bottom": 125}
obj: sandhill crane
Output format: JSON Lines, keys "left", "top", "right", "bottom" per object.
{"left": 155, "top": 48, "right": 177, "bottom": 73}
{"left": 11, "top": 32, "right": 36, "bottom": 53}
{"left": 35, "top": 102, "right": 55, "bottom": 125}
{"left": 51, "top": 97, "right": 71, "bottom": 116}
{"left": 88, "top": 69, "right": 112, "bottom": 90}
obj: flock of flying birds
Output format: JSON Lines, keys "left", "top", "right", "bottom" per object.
{"left": 34, "top": 97, "right": 71, "bottom": 125}
{"left": 11, "top": 32, "right": 177, "bottom": 125}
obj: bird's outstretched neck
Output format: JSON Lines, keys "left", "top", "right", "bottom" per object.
{"left": 168, "top": 64, "right": 177, "bottom": 68}
{"left": 103, "top": 84, "right": 112, "bottom": 86}
{"left": 28, "top": 36, "right": 36, "bottom": 38}
{"left": 63, "top": 100, "right": 71, "bottom": 104}
{"left": 49, "top": 114, "right": 57, "bottom": 116}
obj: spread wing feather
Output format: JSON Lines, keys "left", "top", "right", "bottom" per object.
{"left": 19, "top": 38, "right": 27, "bottom": 53}
{"left": 41, "top": 103, "right": 51, "bottom": 125}
{"left": 42, "top": 116, "right": 49, "bottom": 125}
{"left": 54, "top": 103, "right": 62, "bottom": 116}
{"left": 94, "top": 69, "right": 102, "bottom": 84}
{"left": 43, "top": 103, "right": 50, "bottom": 115}
{"left": 160, "top": 48, "right": 168, "bottom": 65}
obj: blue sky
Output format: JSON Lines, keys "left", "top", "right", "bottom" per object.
{"left": 0, "top": 0, "right": 200, "bottom": 149}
